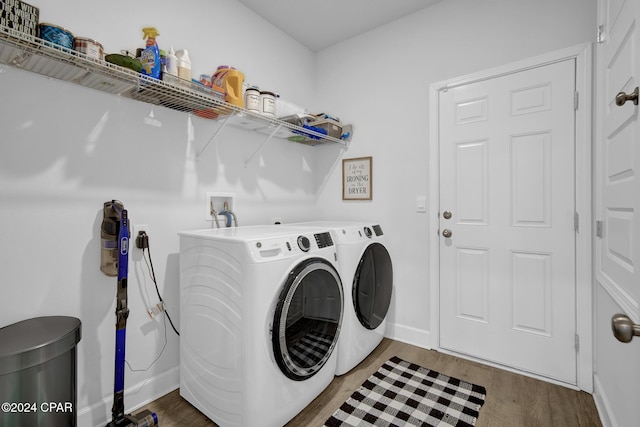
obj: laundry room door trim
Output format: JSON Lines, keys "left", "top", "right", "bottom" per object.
{"left": 427, "top": 43, "right": 593, "bottom": 392}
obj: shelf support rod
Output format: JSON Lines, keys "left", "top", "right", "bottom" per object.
{"left": 244, "top": 124, "right": 282, "bottom": 167}
{"left": 196, "top": 111, "right": 235, "bottom": 160}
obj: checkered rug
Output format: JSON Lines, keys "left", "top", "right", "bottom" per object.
{"left": 324, "top": 356, "right": 486, "bottom": 427}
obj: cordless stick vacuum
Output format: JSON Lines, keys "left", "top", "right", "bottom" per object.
{"left": 101, "top": 201, "right": 158, "bottom": 427}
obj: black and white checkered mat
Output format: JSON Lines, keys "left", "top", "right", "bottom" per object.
{"left": 324, "top": 356, "right": 486, "bottom": 427}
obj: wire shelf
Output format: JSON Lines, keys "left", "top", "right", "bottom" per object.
{"left": 0, "top": 25, "right": 348, "bottom": 147}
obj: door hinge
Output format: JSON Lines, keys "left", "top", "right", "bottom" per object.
{"left": 596, "top": 220, "right": 603, "bottom": 238}
{"left": 574, "top": 91, "right": 579, "bottom": 110}
{"left": 575, "top": 334, "right": 580, "bottom": 351}
{"left": 574, "top": 212, "right": 579, "bottom": 232}
{"left": 597, "top": 25, "right": 605, "bottom": 44}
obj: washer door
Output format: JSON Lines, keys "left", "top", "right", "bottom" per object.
{"left": 353, "top": 243, "right": 393, "bottom": 330}
{"left": 272, "top": 258, "right": 343, "bottom": 381}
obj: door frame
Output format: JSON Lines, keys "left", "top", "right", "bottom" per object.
{"left": 428, "top": 43, "right": 593, "bottom": 392}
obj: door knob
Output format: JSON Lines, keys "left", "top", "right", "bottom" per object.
{"left": 442, "top": 229, "right": 452, "bottom": 238}
{"left": 611, "top": 313, "right": 640, "bottom": 343}
{"left": 615, "top": 87, "right": 639, "bottom": 106}
{"left": 442, "top": 211, "right": 452, "bottom": 220}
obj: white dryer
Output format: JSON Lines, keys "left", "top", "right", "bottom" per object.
{"left": 290, "top": 221, "right": 393, "bottom": 375}
{"left": 178, "top": 225, "right": 343, "bottom": 427}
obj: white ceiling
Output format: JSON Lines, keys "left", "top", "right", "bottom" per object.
{"left": 236, "top": 0, "right": 444, "bottom": 51}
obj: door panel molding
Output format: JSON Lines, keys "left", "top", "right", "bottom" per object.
{"left": 428, "top": 43, "right": 593, "bottom": 392}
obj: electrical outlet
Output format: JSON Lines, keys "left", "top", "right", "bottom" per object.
{"left": 147, "top": 303, "right": 165, "bottom": 319}
{"left": 132, "top": 224, "right": 150, "bottom": 238}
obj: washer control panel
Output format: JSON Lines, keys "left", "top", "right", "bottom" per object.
{"left": 314, "top": 232, "right": 334, "bottom": 248}
{"left": 250, "top": 232, "right": 334, "bottom": 260}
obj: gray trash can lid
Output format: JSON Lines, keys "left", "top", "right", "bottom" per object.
{"left": 0, "top": 316, "right": 82, "bottom": 375}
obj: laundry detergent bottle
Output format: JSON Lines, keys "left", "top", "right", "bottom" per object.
{"left": 212, "top": 66, "right": 245, "bottom": 107}
{"left": 140, "top": 27, "right": 161, "bottom": 79}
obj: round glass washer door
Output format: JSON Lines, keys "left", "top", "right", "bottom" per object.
{"left": 272, "top": 257, "right": 343, "bottom": 381}
{"left": 353, "top": 242, "right": 393, "bottom": 330}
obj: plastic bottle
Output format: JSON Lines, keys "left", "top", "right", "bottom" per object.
{"left": 176, "top": 49, "right": 192, "bottom": 85}
{"left": 165, "top": 46, "right": 178, "bottom": 77}
{"left": 159, "top": 49, "right": 167, "bottom": 75}
{"left": 212, "top": 65, "right": 245, "bottom": 107}
{"left": 140, "top": 27, "right": 161, "bottom": 79}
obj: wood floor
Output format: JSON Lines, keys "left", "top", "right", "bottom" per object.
{"left": 139, "top": 338, "right": 602, "bottom": 426}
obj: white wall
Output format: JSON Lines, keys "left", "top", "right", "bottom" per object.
{"left": 0, "top": 1, "right": 329, "bottom": 426}
{"left": 1, "top": 0, "right": 601, "bottom": 426}
{"left": 313, "top": 0, "right": 596, "bottom": 346}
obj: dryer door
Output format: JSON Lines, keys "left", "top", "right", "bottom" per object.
{"left": 353, "top": 243, "right": 393, "bottom": 330}
{"left": 272, "top": 257, "right": 343, "bottom": 381}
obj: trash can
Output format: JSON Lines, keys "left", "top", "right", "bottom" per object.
{"left": 0, "top": 316, "right": 82, "bottom": 427}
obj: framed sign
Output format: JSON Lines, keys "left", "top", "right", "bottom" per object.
{"left": 342, "top": 156, "right": 372, "bottom": 200}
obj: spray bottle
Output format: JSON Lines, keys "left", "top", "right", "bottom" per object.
{"left": 140, "top": 27, "right": 161, "bottom": 79}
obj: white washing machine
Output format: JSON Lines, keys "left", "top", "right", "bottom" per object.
{"left": 290, "top": 221, "right": 393, "bottom": 376}
{"left": 178, "top": 225, "right": 343, "bottom": 427}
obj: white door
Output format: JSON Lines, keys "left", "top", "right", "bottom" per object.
{"left": 594, "top": 0, "right": 640, "bottom": 425}
{"left": 438, "top": 60, "right": 578, "bottom": 384}
{"left": 596, "top": 0, "right": 640, "bottom": 322}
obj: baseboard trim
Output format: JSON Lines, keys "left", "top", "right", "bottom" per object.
{"left": 385, "top": 322, "right": 431, "bottom": 349}
{"left": 78, "top": 366, "right": 179, "bottom": 427}
{"left": 592, "top": 374, "right": 615, "bottom": 427}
